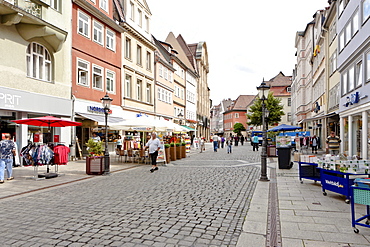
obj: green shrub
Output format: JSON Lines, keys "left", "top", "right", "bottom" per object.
{"left": 86, "top": 139, "right": 104, "bottom": 156}
{"left": 170, "top": 142, "right": 175, "bottom": 147}
{"left": 175, "top": 143, "right": 181, "bottom": 147}
{"left": 181, "top": 142, "right": 186, "bottom": 146}
{"left": 164, "top": 144, "right": 170, "bottom": 148}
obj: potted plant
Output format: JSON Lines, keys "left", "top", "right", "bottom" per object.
{"left": 176, "top": 142, "right": 182, "bottom": 159}
{"left": 181, "top": 142, "right": 186, "bottom": 158}
{"left": 170, "top": 142, "right": 176, "bottom": 161}
{"left": 85, "top": 139, "right": 104, "bottom": 175}
{"left": 164, "top": 144, "right": 171, "bottom": 164}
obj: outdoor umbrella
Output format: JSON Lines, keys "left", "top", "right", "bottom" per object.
{"left": 12, "top": 116, "right": 82, "bottom": 130}
{"left": 267, "top": 124, "right": 302, "bottom": 132}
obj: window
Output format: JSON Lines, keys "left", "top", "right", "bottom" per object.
{"left": 99, "top": 0, "right": 108, "bottom": 12}
{"left": 50, "top": 0, "right": 60, "bottom": 11}
{"left": 125, "top": 74, "right": 131, "bottom": 98}
{"left": 146, "top": 83, "right": 151, "bottom": 103}
{"left": 137, "top": 79, "right": 142, "bottom": 101}
{"left": 287, "top": 113, "right": 292, "bottom": 122}
{"left": 145, "top": 15, "right": 149, "bottom": 32}
{"left": 159, "top": 64, "right": 163, "bottom": 77}
{"left": 92, "top": 65, "right": 103, "bottom": 90}
{"left": 367, "top": 52, "right": 370, "bottom": 82}
{"left": 77, "top": 59, "right": 89, "bottom": 86}
{"left": 137, "top": 8, "right": 142, "bottom": 27}
{"left": 137, "top": 45, "right": 142, "bottom": 65}
{"left": 329, "top": 21, "right": 336, "bottom": 43}
{"left": 329, "top": 51, "right": 337, "bottom": 75}
{"left": 106, "top": 28, "right": 115, "bottom": 51}
{"left": 339, "top": 11, "right": 359, "bottom": 51}
{"left": 125, "top": 37, "right": 131, "bottom": 59}
{"left": 78, "top": 11, "right": 90, "bottom": 38}
{"left": 355, "top": 61, "right": 363, "bottom": 88}
{"left": 339, "top": 31, "right": 345, "bottom": 51}
{"left": 342, "top": 71, "right": 348, "bottom": 94}
{"left": 353, "top": 11, "right": 359, "bottom": 34}
{"left": 164, "top": 67, "right": 168, "bottom": 80}
{"left": 93, "top": 20, "right": 103, "bottom": 45}
{"left": 129, "top": 1, "right": 134, "bottom": 21}
{"left": 146, "top": 52, "right": 151, "bottom": 70}
{"left": 106, "top": 70, "right": 115, "bottom": 93}
{"left": 363, "top": 0, "right": 370, "bottom": 23}
{"left": 288, "top": 98, "right": 292, "bottom": 106}
{"left": 26, "top": 43, "right": 52, "bottom": 82}
{"left": 286, "top": 87, "right": 291, "bottom": 93}
{"left": 235, "top": 113, "right": 239, "bottom": 118}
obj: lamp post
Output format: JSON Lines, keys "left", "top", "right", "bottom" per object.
{"left": 257, "top": 79, "right": 270, "bottom": 181}
{"left": 100, "top": 93, "right": 113, "bottom": 175}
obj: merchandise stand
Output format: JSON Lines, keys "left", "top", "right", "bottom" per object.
{"left": 321, "top": 169, "right": 369, "bottom": 203}
{"left": 351, "top": 186, "right": 370, "bottom": 233}
{"left": 298, "top": 162, "right": 321, "bottom": 183}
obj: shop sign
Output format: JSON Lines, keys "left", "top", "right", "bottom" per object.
{"left": 345, "top": 92, "right": 360, "bottom": 107}
{"left": 325, "top": 180, "right": 344, "bottom": 188}
{"left": 0, "top": 92, "right": 21, "bottom": 109}
{"left": 87, "top": 106, "right": 112, "bottom": 114}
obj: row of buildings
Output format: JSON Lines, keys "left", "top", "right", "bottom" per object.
{"left": 0, "top": 0, "right": 211, "bottom": 155}
{"left": 211, "top": 0, "right": 370, "bottom": 159}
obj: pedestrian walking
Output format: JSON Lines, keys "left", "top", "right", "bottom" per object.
{"left": 116, "top": 135, "right": 122, "bottom": 150}
{"left": 199, "top": 137, "right": 205, "bottom": 153}
{"left": 144, "top": 132, "right": 161, "bottom": 173}
{"left": 0, "top": 133, "right": 16, "bottom": 183}
{"left": 212, "top": 134, "right": 219, "bottom": 152}
{"left": 252, "top": 134, "right": 259, "bottom": 151}
{"left": 326, "top": 131, "right": 341, "bottom": 155}
{"left": 234, "top": 135, "right": 239, "bottom": 146}
{"left": 294, "top": 133, "right": 301, "bottom": 152}
{"left": 226, "top": 136, "right": 233, "bottom": 154}
{"left": 220, "top": 136, "right": 225, "bottom": 148}
{"left": 240, "top": 135, "right": 245, "bottom": 146}
{"left": 311, "top": 135, "right": 318, "bottom": 154}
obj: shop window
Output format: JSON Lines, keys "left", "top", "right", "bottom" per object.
{"left": 106, "top": 70, "right": 115, "bottom": 93}
{"left": 26, "top": 42, "right": 52, "bottom": 82}
{"left": 77, "top": 58, "right": 89, "bottom": 86}
{"left": 92, "top": 65, "right": 103, "bottom": 90}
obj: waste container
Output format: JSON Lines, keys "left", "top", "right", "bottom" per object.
{"left": 277, "top": 146, "right": 292, "bottom": 169}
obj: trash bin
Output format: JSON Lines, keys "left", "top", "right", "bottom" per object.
{"left": 277, "top": 146, "right": 292, "bottom": 169}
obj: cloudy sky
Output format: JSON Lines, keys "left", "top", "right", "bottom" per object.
{"left": 146, "top": 0, "right": 329, "bottom": 104}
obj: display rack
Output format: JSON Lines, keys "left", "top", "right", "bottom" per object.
{"left": 351, "top": 186, "right": 370, "bottom": 233}
{"left": 321, "top": 169, "right": 369, "bottom": 203}
{"left": 298, "top": 162, "right": 321, "bottom": 183}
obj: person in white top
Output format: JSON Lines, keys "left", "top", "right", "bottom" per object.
{"left": 212, "top": 134, "right": 219, "bottom": 152}
{"left": 145, "top": 132, "right": 161, "bottom": 173}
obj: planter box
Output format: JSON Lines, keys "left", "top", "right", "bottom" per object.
{"left": 170, "top": 146, "right": 176, "bottom": 161}
{"left": 165, "top": 148, "right": 171, "bottom": 164}
{"left": 176, "top": 146, "right": 182, "bottom": 159}
{"left": 181, "top": 146, "right": 186, "bottom": 158}
{"left": 86, "top": 156, "right": 104, "bottom": 175}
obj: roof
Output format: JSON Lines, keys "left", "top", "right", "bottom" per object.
{"left": 233, "top": 95, "right": 255, "bottom": 110}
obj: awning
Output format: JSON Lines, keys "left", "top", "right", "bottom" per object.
{"left": 181, "top": 125, "right": 195, "bottom": 131}
{"left": 301, "top": 112, "right": 338, "bottom": 123}
{"left": 76, "top": 112, "right": 124, "bottom": 125}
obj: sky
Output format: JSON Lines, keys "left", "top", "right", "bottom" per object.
{"left": 146, "top": 0, "right": 329, "bottom": 104}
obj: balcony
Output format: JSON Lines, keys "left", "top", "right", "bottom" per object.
{"left": 2, "top": 0, "right": 43, "bottom": 18}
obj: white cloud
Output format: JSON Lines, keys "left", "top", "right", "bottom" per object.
{"left": 147, "top": 0, "right": 328, "bottom": 104}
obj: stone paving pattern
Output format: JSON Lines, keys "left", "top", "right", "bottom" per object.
{"left": 0, "top": 143, "right": 262, "bottom": 246}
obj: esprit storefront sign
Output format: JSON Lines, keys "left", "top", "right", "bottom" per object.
{"left": 0, "top": 92, "right": 21, "bottom": 108}
{"left": 87, "top": 106, "right": 112, "bottom": 114}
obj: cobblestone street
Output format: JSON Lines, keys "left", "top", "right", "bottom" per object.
{"left": 1, "top": 143, "right": 262, "bottom": 246}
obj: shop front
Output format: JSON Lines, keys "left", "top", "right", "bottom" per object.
{"left": 74, "top": 99, "right": 125, "bottom": 158}
{"left": 0, "top": 86, "right": 73, "bottom": 156}
{"left": 339, "top": 90, "right": 370, "bottom": 159}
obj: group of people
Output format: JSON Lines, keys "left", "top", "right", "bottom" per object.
{"left": 293, "top": 131, "right": 341, "bottom": 155}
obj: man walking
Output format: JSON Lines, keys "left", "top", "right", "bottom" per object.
{"left": 145, "top": 132, "right": 161, "bottom": 173}
{"left": 0, "top": 133, "right": 16, "bottom": 183}
{"left": 252, "top": 134, "right": 259, "bottom": 152}
{"left": 226, "top": 136, "right": 233, "bottom": 154}
{"left": 212, "top": 134, "right": 219, "bottom": 152}
{"left": 326, "top": 131, "right": 341, "bottom": 155}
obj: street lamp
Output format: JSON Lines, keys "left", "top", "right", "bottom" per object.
{"left": 257, "top": 79, "right": 270, "bottom": 181}
{"left": 100, "top": 93, "right": 113, "bottom": 175}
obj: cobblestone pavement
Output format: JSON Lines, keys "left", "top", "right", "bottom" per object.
{"left": 0, "top": 144, "right": 262, "bottom": 246}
